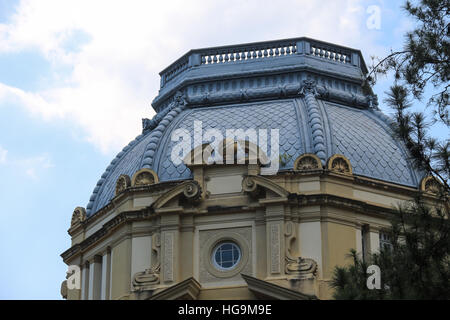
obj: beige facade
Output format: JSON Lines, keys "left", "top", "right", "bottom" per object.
{"left": 60, "top": 154, "right": 440, "bottom": 300}
{"left": 60, "top": 37, "right": 444, "bottom": 300}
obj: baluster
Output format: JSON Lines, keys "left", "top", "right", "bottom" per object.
{"left": 269, "top": 48, "right": 273, "bottom": 56}
{"left": 292, "top": 44, "right": 297, "bottom": 54}
{"left": 275, "top": 47, "right": 279, "bottom": 56}
{"left": 257, "top": 49, "right": 262, "bottom": 58}
{"left": 262, "top": 49, "right": 269, "bottom": 58}
{"left": 213, "top": 54, "right": 218, "bottom": 64}
{"left": 201, "top": 55, "right": 206, "bottom": 64}
{"left": 207, "top": 55, "right": 212, "bottom": 64}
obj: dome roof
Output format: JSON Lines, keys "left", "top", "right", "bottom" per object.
{"left": 85, "top": 37, "right": 422, "bottom": 217}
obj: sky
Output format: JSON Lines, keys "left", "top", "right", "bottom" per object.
{"left": 0, "top": 0, "right": 447, "bottom": 299}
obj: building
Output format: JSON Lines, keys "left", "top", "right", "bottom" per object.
{"left": 60, "top": 37, "right": 439, "bottom": 300}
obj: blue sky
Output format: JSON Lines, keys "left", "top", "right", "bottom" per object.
{"left": 0, "top": 0, "right": 447, "bottom": 299}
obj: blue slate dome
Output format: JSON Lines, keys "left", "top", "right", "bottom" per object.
{"left": 86, "top": 37, "right": 422, "bottom": 216}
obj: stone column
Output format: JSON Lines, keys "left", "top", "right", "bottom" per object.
{"left": 81, "top": 261, "right": 89, "bottom": 300}
{"left": 101, "top": 248, "right": 111, "bottom": 300}
{"left": 88, "top": 255, "right": 102, "bottom": 300}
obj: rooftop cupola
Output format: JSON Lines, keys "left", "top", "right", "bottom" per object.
{"left": 152, "top": 37, "right": 370, "bottom": 113}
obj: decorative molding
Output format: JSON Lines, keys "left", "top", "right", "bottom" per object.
{"left": 293, "top": 153, "right": 323, "bottom": 171}
{"left": 242, "top": 175, "right": 289, "bottom": 200}
{"left": 162, "top": 232, "right": 174, "bottom": 283}
{"left": 152, "top": 180, "right": 202, "bottom": 209}
{"left": 115, "top": 174, "right": 131, "bottom": 196}
{"left": 142, "top": 91, "right": 188, "bottom": 133}
{"left": 270, "top": 223, "right": 281, "bottom": 274}
{"left": 284, "top": 221, "right": 318, "bottom": 279}
{"left": 80, "top": 181, "right": 179, "bottom": 231}
{"left": 131, "top": 168, "right": 159, "bottom": 187}
{"left": 183, "top": 81, "right": 373, "bottom": 110}
{"left": 420, "top": 176, "right": 443, "bottom": 194}
{"left": 184, "top": 138, "right": 268, "bottom": 167}
{"left": 327, "top": 154, "right": 352, "bottom": 175}
{"left": 60, "top": 279, "right": 67, "bottom": 299}
{"left": 150, "top": 277, "right": 201, "bottom": 300}
{"left": 132, "top": 233, "right": 161, "bottom": 291}
{"left": 285, "top": 257, "right": 318, "bottom": 280}
{"left": 299, "top": 80, "right": 327, "bottom": 164}
{"left": 61, "top": 192, "right": 399, "bottom": 262}
{"left": 201, "top": 230, "right": 250, "bottom": 279}
{"left": 141, "top": 91, "right": 188, "bottom": 169}
{"left": 70, "top": 207, "right": 86, "bottom": 228}
{"left": 298, "top": 79, "right": 318, "bottom": 97}
{"left": 241, "top": 274, "right": 316, "bottom": 300}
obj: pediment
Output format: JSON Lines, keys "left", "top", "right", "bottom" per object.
{"left": 242, "top": 175, "right": 289, "bottom": 203}
{"left": 152, "top": 180, "right": 202, "bottom": 212}
{"left": 150, "top": 277, "right": 202, "bottom": 300}
{"left": 241, "top": 274, "right": 316, "bottom": 300}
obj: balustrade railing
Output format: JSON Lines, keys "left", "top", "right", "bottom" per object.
{"left": 159, "top": 37, "right": 363, "bottom": 88}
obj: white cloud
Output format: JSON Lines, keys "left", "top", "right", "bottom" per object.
{"left": 0, "top": 146, "right": 7, "bottom": 164}
{"left": 20, "top": 153, "right": 54, "bottom": 181}
{"left": 0, "top": 0, "right": 392, "bottom": 154}
{"left": 0, "top": 147, "right": 54, "bottom": 180}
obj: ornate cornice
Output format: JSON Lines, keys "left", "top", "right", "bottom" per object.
{"left": 179, "top": 81, "right": 375, "bottom": 110}
{"left": 74, "top": 181, "right": 180, "bottom": 234}
{"left": 63, "top": 187, "right": 402, "bottom": 262}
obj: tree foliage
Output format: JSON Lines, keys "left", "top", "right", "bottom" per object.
{"left": 331, "top": 0, "right": 450, "bottom": 300}
{"left": 366, "top": 0, "right": 449, "bottom": 124}
{"left": 331, "top": 199, "right": 450, "bottom": 299}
